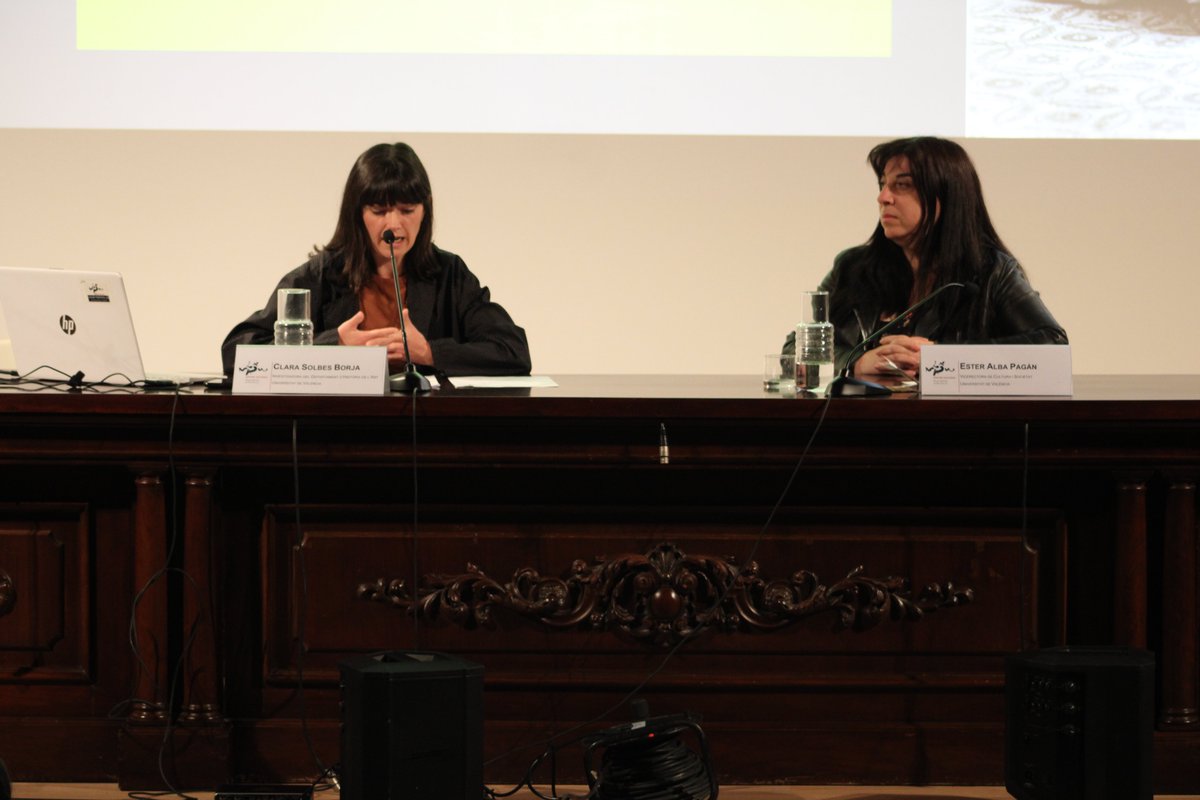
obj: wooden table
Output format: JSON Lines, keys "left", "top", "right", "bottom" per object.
{"left": 0, "top": 375, "right": 1197, "bottom": 790}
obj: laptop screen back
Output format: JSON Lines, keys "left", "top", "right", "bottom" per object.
{"left": 0, "top": 266, "right": 148, "bottom": 383}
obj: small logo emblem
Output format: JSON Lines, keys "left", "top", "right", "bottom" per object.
{"left": 83, "top": 280, "right": 111, "bottom": 302}
{"left": 59, "top": 314, "right": 77, "bottom": 335}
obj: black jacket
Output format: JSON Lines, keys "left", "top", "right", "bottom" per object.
{"left": 782, "top": 246, "right": 1068, "bottom": 375}
{"left": 221, "top": 246, "right": 531, "bottom": 377}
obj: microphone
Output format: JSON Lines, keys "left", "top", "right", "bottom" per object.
{"left": 383, "top": 229, "right": 431, "bottom": 393}
{"left": 826, "top": 281, "right": 978, "bottom": 397}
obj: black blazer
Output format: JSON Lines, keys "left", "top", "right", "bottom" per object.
{"left": 221, "top": 246, "right": 531, "bottom": 377}
{"left": 782, "top": 246, "right": 1068, "bottom": 375}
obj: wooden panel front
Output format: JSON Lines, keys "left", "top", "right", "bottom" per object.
{"left": 0, "top": 466, "right": 141, "bottom": 781}
{"left": 242, "top": 490, "right": 1063, "bottom": 784}
{"left": 0, "top": 505, "right": 89, "bottom": 681}
{"left": 0, "top": 375, "right": 1197, "bottom": 789}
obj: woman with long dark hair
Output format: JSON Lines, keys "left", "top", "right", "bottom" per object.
{"left": 222, "top": 143, "right": 530, "bottom": 377}
{"left": 784, "top": 137, "right": 1066, "bottom": 378}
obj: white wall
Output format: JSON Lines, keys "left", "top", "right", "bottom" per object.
{"left": 1, "top": 129, "right": 1196, "bottom": 376}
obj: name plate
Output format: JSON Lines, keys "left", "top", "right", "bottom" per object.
{"left": 919, "top": 345, "right": 1073, "bottom": 396}
{"left": 232, "top": 344, "right": 388, "bottom": 395}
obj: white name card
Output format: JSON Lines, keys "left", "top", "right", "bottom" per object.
{"left": 232, "top": 344, "right": 388, "bottom": 395}
{"left": 919, "top": 345, "right": 1073, "bottom": 396}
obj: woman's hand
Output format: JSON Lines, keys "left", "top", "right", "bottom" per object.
{"left": 336, "top": 310, "right": 434, "bottom": 366}
{"left": 853, "top": 334, "right": 934, "bottom": 378}
{"left": 337, "top": 311, "right": 398, "bottom": 346}
{"left": 396, "top": 308, "right": 432, "bottom": 366}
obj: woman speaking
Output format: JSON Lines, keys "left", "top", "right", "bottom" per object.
{"left": 222, "top": 142, "right": 531, "bottom": 378}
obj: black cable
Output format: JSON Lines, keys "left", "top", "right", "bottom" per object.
{"left": 0, "top": 366, "right": 183, "bottom": 392}
{"left": 122, "top": 386, "right": 183, "bottom": 702}
{"left": 316, "top": 383, "right": 423, "bottom": 793}
{"left": 3, "top": 364, "right": 77, "bottom": 383}
{"left": 594, "top": 735, "right": 711, "bottom": 800}
{"left": 108, "top": 387, "right": 207, "bottom": 800}
{"left": 485, "top": 732, "right": 603, "bottom": 800}
{"left": 1018, "top": 421, "right": 1031, "bottom": 651}
{"left": 148, "top": 388, "right": 193, "bottom": 800}
{"left": 0, "top": 378, "right": 150, "bottom": 394}
{"left": 409, "top": 386, "right": 421, "bottom": 649}
{"left": 278, "top": 383, "right": 425, "bottom": 793}
{"left": 290, "top": 419, "right": 330, "bottom": 779}
{"left": 484, "top": 391, "right": 836, "bottom": 797}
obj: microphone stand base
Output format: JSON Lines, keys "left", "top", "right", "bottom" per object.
{"left": 392, "top": 370, "right": 432, "bottom": 393}
{"left": 827, "top": 376, "right": 892, "bottom": 397}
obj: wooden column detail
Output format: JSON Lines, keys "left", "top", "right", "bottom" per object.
{"left": 1114, "top": 478, "right": 1148, "bottom": 648}
{"left": 180, "top": 472, "right": 221, "bottom": 724}
{"left": 130, "top": 471, "right": 169, "bottom": 723}
{"left": 1160, "top": 476, "right": 1198, "bottom": 728}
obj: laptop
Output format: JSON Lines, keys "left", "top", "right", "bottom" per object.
{"left": 0, "top": 266, "right": 209, "bottom": 387}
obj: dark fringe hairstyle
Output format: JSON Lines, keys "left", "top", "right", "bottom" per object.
{"left": 319, "top": 142, "right": 437, "bottom": 291}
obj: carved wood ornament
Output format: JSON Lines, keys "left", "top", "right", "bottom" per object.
{"left": 358, "top": 543, "right": 973, "bottom": 647}
{"left": 0, "top": 570, "right": 13, "bottom": 618}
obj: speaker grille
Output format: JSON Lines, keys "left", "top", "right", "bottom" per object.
{"left": 1005, "top": 646, "right": 1154, "bottom": 800}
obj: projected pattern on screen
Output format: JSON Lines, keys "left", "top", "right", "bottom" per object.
{"left": 967, "top": 0, "right": 1200, "bottom": 138}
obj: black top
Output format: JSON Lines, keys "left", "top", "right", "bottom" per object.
{"left": 221, "top": 246, "right": 531, "bottom": 377}
{"left": 783, "top": 246, "right": 1068, "bottom": 375}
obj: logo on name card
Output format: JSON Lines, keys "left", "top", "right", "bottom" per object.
{"left": 920, "top": 344, "right": 1073, "bottom": 396}
{"left": 232, "top": 344, "right": 388, "bottom": 395}
{"left": 924, "top": 360, "right": 955, "bottom": 377}
{"left": 238, "top": 360, "right": 271, "bottom": 387}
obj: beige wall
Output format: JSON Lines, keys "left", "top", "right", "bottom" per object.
{"left": 0, "top": 129, "right": 1196, "bottom": 376}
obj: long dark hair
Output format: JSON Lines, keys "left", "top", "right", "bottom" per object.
{"left": 321, "top": 142, "right": 437, "bottom": 290}
{"left": 833, "top": 137, "right": 1011, "bottom": 334}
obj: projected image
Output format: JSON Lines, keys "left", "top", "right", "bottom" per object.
{"left": 76, "top": 0, "right": 891, "bottom": 58}
{"left": 967, "top": 0, "right": 1200, "bottom": 138}
{"left": 6, "top": 0, "right": 956, "bottom": 136}
{"left": 2, "top": 0, "right": 1198, "bottom": 138}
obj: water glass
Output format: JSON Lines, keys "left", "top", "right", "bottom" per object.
{"left": 796, "top": 290, "right": 834, "bottom": 393}
{"left": 274, "top": 288, "right": 314, "bottom": 346}
{"left": 764, "top": 353, "right": 796, "bottom": 394}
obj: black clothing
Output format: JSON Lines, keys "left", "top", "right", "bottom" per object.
{"left": 221, "top": 246, "right": 531, "bottom": 377}
{"left": 782, "top": 246, "right": 1068, "bottom": 375}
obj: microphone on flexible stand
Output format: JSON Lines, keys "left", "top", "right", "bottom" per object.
{"left": 383, "top": 229, "right": 431, "bottom": 393}
{"left": 827, "top": 281, "right": 978, "bottom": 397}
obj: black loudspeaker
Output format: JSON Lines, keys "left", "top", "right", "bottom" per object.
{"left": 1005, "top": 646, "right": 1154, "bottom": 800}
{"left": 339, "top": 651, "right": 484, "bottom": 800}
